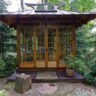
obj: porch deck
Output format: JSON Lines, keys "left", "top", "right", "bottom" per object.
{"left": 8, "top": 70, "right": 84, "bottom": 83}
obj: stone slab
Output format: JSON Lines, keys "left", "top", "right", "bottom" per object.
{"left": 36, "top": 71, "right": 58, "bottom": 80}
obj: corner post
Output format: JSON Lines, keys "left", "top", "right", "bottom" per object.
{"left": 17, "top": 25, "right": 21, "bottom": 69}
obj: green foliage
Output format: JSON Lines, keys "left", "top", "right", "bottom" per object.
{"left": 75, "top": 89, "right": 96, "bottom": 96}
{"left": 0, "top": 0, "right": 17, "bottom": 77}
{"left": 0, "top": 56, "right": 5, "bottom": 71}
{"left": 74, "top": 58, "right": 87, "bottom": 74}
{"left": 48, "top": 0, "right": 95, "bottom": 12}
{"left": 0, "top": 55, "right": 17, "bottom": 77}
{"left": 0, "top": 90, "right": 5, "bottom": 96}
{"left": 75, "top": 89, "right": 88, "bottom": 96}
{"left": 71, "top": 0, "right": 95, "bottom": 12}
{"left": 0, "top": 24, "right": 17, "bottom": 77}
{"left": 64, "top": 53, "right": 75, "bottom": 69}
{"left": 48, "top": 0, "right": 60, "bottom": 4}
{"left": 84, "top": 72, "right": 95, "bottom": 84}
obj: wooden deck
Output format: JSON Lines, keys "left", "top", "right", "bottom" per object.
{"left": 8, "top": 70, "right": 84, "bottom": 83}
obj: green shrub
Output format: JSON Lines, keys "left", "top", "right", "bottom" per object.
{"left": 4, "top": 55, "right": 17, "bottom": 76}
{"left": 84, "top": 72, "right": 95, "bottom": 84}
{"left": 0, "top": 90, "right": 5, "bottom": 96}
{"left": 75, "top": 89, "right": 88, "bottom": 96}
{"left": 0, "top": 56, "right": 5, "bottom": 71}
{"left": 64, "top": 53, "right": 76, "bottom": 69}
{"left": 0, "top": 55, "right": 17, "bottom": 77}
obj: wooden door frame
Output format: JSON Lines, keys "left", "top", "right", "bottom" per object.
{"left": 34, "top": 25, "right": 59, "bottom": 68}
{"left": 47, "top": 26, "right": 59, "bottom": 68}
{"left": 35, "top": 26, "right": 46, "bottom": 68}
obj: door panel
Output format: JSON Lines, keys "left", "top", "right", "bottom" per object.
{"left": 47, "top": 28, "right": 57, "bottom": 68}
{"left": 36, "top": 28, "right": 45, "bottom": 68}
{"left": 20, "top": 26, "right": 58, "bottom": 68}
{"left": 20, "top": 27, "right": 35, "bottom": 68}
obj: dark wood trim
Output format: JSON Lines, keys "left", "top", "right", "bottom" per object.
{"left": 17, "top": 26, "right": 21, "bottom": 68}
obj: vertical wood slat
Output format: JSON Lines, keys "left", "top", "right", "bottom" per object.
{"left": 72, "top": 26, "right": 76, "bottom": 56}
{"left": 17, "top": 26, "right": 21, "bottom": 68}
{"left": 45, "top": 26, "right": 48, "bottom": 67}
{"left": 34, "top": 26, "right": 36, "bottom": 67}
{"left": 56, "top": 26, "right": 59, "bottom": 67}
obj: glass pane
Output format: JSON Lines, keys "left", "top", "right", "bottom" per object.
{"left": 20, "top": 26, "right": 34, "bottom": 62}
{"left": 59, "top": 26, "right": 72, "bottom": 62}
{"left": 36, "top": 28, "right": 45, "bottom": 61}
{"left": 48, "top": 28, "right": 56, "bottom": 61}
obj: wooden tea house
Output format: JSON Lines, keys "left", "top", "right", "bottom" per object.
{"left": 0, "top": 3, "right": 96, "bottom": 71}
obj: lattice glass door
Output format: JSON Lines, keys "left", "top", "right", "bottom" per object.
{"left": 36, "top": 27, "right": 45, "bottom": 67}
{"left": 47, "top": 27, "right": 57, "bottom": 67}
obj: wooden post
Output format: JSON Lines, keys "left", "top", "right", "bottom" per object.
{"left": 72, "top": 26, "right": 76, "bottom": 56}
{"left": 17, "top": 26, "right": 21, "bottom": 68}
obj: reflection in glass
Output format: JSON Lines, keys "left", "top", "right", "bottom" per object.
{"left": 48, "top": 28, "right": 56, "bottom": 61}
{"left": 20, "top": 26, "right": 34, "bottom": 62}
{"left": 59, "top": 27, "right": 72, "bottom": 62}
{"left": 36, "top": 28, "right": 45, "bottom": 61}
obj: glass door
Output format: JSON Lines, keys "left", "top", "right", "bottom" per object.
{"left": 47, "top": 27, "right": 58, "bottom": 68}
{"left": 36, "top": 27, "right": 45, "bottom": 68}
{"left": 20, "top": 26, "right": 35, "bottom": 68}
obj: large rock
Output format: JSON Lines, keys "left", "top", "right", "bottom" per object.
{"left": 15, "top": 73, "right": 32, "bottom": 93}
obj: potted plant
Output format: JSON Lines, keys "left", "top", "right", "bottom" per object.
{"left": 64, "top": 53, "right": 76, "bottom": 77}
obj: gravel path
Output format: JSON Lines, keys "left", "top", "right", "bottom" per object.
{"left": 0, "top": 78, "right": 96, "bottom": 96}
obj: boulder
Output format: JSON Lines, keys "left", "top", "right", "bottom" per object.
{"left": 15, "top": 73, "right": 32, "bottom": 93}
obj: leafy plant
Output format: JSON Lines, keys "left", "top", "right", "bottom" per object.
{"left": 84, "top": 72, "right": 95, "bottom": 84}
{"left": 64, "top": 53, "right": 76, "bottom": 69}
{"left": 0, "top": 55, "right": 17, "bottom": 77}
{"left": 0, "top": 56, "right": 5, "bottom": 71}
{"left": 75, "top": 89, "right": 88, "bottom": 96}
{"left": 75, "top": 89, "right": 96, "bottom": 96}
{"left": 87, "top": 89, "right": 96, "bottom": 96}
{"left": 0, "top": 90, "right": 6, "bottom": 96}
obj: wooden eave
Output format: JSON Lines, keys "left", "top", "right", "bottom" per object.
{"left": 0, "top": 10, "right": 96, "bottom": 28}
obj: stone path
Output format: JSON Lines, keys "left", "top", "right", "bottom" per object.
{"left": 0, "top": 78, "right": 96, "bottom": 96}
